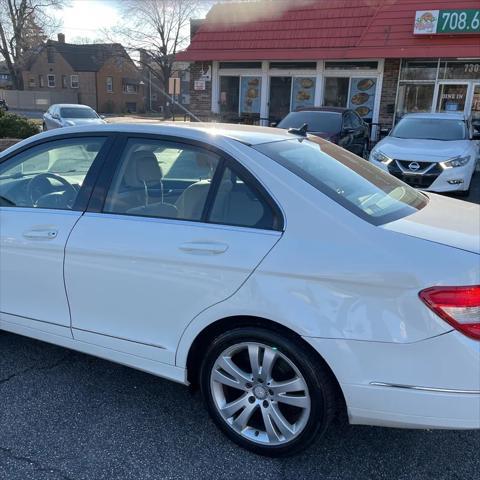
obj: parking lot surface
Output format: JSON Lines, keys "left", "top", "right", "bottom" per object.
{"left": 1, "top": 332, "right": 479, "bottom": 480}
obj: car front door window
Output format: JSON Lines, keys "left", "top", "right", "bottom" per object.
{"left": 0, "top": 138, "right": 106, "bottom": 210}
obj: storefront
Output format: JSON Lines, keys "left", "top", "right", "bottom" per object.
{"left": 396, "top": 59, "right": 480, "bottom": 125}
{"left": 177, "top": 1, "right": 480, "bottom": 134}
{"left": 213, "top": 60, "right": 383, "bottom": 126}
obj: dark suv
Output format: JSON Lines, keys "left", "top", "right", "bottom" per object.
{"left": 276, "top": 107, "right": 370, "bottom": 158}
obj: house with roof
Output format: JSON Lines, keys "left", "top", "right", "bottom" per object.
{"left": 0, "top": 62, "right": 13, "bottom": 89}
{"left": 177, "top": 0, "right": 480, "bottom": 135}
{"left": 22, "top": 33, "right": 145, "bottom": 113}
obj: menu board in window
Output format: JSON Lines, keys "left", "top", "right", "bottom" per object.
{"left": 348, "top": 78, "right": 376, "bottom": 119}
{"left": 240, "top": 77, "right": 261, "bottom": 114}
{"left": 291, "top": 77, "right": 316, "bottom": 111}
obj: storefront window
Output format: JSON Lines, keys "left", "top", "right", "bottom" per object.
{"left": 348, "top": 78, "right": 377, "bottom": 120}
{"left": 220, "top": 76, "right": 240, "bottom": 120}
{"left": 396, "top": 83, "right": 435, "bottom": 118}
{"left": 325, "top": 61, "right": 378, "bottom": 70}
{"left": 440, "top": 61, "right": 480, "bottom": 80}
{"left": 472, "top": 84, "right": 480, "bottom": 132}
{"left": 240, "top": 76, "right": 261, "bottom": 118}
{"left": 436, "top": 84, "right": 468, "bottom": 113}
{"left": 400, "top": 60, "right": 438, "bottom": 81}
{"left": 291, "top": 77, "right": 315, "bottom": 111}
{"left": 324, "top": 77, "right": 349, "bottom": 107}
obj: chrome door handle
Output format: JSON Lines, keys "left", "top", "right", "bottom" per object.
{"left": 23, "top": 229, "right": 58, "bottom": 240}
{"left": 179, "top": 241, "right": 229, "bottom": 255}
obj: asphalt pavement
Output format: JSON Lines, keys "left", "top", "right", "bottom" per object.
{"left": 0, "top": 332, "right": 479, "bottom": 480}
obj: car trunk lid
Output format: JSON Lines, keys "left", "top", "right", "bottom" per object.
{"left": 381, "top": 193, "right": 480, "bottom": 254}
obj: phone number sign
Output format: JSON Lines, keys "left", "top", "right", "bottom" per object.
{"left": 414, "top": 9, "right": 480, "bottom": 35}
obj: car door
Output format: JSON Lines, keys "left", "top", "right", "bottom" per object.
{"left": 64, "top": 136, "right": 283, "bottom": 365}
{"left": 0, "top": 135, "right": 111, "bottom": 337}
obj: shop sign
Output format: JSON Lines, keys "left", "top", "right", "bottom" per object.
{"left": 414, "top": 9, "right": 480, "bottom": 35}
{"left": 194, "top": 80, "right": 206, "bottom": 91}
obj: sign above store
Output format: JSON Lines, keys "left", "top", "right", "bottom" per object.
{"left": 414, "top": 9, "right": 480, "bottom": 35}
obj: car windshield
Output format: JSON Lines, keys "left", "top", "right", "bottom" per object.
{"left": 254, "top": 138, "right": 427, "bottom": 225}
{"left": 277, "top": 112, "right": 342, "bottom": 133}
{"left": 60, "top": 107, "right": 98, "bottom": 119}
{"left": 391, "top": 118, "right": 467, "bottom": 141}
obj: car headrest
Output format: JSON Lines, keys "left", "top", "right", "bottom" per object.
{"left": 124, "top": 151, "right": 163, "bottom": 188}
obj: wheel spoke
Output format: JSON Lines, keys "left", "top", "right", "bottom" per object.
{"left": 213, "top": 356, "right": 251, "bottom": 390}
{"left": 276, "top": 394, "right": 310, "bottom": 409}
{"left": 259, "top": 347, "right": 277, "bottom": 382}
{"left": 261, "top": 407, "right": 281, "bottom": 442}
{"left": 248, "top": 344, "right": 261, "bottom": 377}
{"left": 220, "top": 393, "right": 250, "bottom": 418}
{"left": 232, "top": 402, "right": 257, "bottom": 431}
{"left": 269, "top": 376, "right": 307, "bottom": 395}
{"left": 268, "top": 404, "right": 295, "bottom": 440}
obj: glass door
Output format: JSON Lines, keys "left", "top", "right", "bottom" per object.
{"left": 470, "top": 83, "right": 480, "bottom": 133}
{"left": 435, "top": 82, "right": 469, "bottom": 113}
{"left": 269, "top": 76, "right": 292, "bottom": 124}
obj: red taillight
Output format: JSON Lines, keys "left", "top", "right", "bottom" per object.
{"left": 419, "top": 286, "right": 480, "bottom": 340}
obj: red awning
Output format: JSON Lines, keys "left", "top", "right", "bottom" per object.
{"left": 177, "top": 0, "right": 480, "bottom": 61}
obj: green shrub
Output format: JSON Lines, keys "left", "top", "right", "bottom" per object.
{"left": 0, "top": 109, "right": 40, "bottom": 139}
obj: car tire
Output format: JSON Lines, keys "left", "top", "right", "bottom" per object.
{"left": 200, "top": 326, "right": 337, "bottom": 457}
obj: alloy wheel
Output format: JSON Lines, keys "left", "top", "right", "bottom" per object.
{"left": 210, "top": 342, "right": 311, "bottom": 446}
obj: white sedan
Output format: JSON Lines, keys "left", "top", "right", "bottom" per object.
{"left": 370, "top": 113, "right": 479, "bottom": 196}
{"left": 43, "top": 104, "right": 106, "bottom": 131}
{"left": 0, "top": 124, "right": 479, "bottom": 457}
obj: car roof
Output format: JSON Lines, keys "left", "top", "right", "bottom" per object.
{"left": 294, "top": 107, "right": 346, "bottom": 114}
{"left": 51, "top": 104, "right": 94, "bottom": 109}
{"left": 17, "top": 122, "right": 297, "bottom": 147}
{"left": 402, "top": 112, "right": 468, "bottom": 121}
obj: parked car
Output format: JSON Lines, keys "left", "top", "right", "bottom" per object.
{"left": 43, "top": 104, "right": 106, "bottom": 131}
{"left": 276, "top": 107, "right": 370, "bottom": 158}
{"left": 0, "top": 123, "right": 479, "bottom": 457}
{"left": 370, "top": 113, "right": 480, "bottom": 196}
{"left": 0, "top": 99, "right": 8, "bottom": 112}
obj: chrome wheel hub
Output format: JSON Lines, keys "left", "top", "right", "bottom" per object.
{"left": 210, "top": 342, "right": 311, "bottom": 446}
{"left": 253, "top": 385, "right": 268, "bottom": 400}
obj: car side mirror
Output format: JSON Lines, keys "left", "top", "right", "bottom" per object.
{"left": 270, "top": 122, "right": 277, "bottom": 128}
{"left": 100, "top": 115, "right": 106, "bottom": 120}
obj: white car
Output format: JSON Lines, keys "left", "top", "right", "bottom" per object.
{"left": 43, "top": 104, "right": 106, "bottom": 131}
{"left": 0, "top": 124, "right": 479, "bottom": 457}
{"left": 370, "top": 113, "right": 480, "bottom": 196}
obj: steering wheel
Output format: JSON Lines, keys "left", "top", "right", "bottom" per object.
{"left": 27, "top": 173, "right": 78, "bottom": 207}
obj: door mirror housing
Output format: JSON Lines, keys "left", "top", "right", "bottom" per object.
{"left": 270, "top": 122, "right": 277, "bottom": 128}
{"left": 100, "top": 115, "right": 106, "bottom": 120}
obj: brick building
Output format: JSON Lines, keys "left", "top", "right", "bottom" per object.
{"left": 177, "top": 0, "right": 480, "bottom": 138}
{"left": 22, "top": 34, "right": 145, "bottom": 113}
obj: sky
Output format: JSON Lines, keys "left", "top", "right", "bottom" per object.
{"left": 51, "top": 0, "right": 122, "bottom": 43}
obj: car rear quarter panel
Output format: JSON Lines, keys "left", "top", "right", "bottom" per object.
{"left": 176, "top": 143, "right": 478, "bottom": 366}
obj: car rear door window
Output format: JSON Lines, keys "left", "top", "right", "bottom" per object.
{"left": 103, "top": 138, "right": 221, "bottom": 221}
{"left": 208, "top": 164, "right": 278, "bottom": 230}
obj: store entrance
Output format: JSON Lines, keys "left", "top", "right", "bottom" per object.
{"left": 269, "top": 77, "right": 292, "bottom": 124}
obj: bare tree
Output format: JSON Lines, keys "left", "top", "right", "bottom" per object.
{"left": 110, "top": 0, "right": 207, "bottom": 113}
{"left": 0, "top": 0, "right": 65, "bottom": 89}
